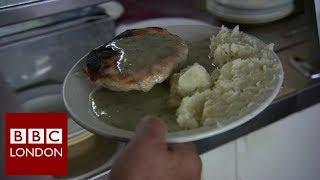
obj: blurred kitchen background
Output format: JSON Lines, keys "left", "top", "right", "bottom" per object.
{"left": 0, "top": 0, "right": 319, "bottom": 179}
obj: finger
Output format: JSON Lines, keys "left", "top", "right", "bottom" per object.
{"left": 169, "top": 142, "right": 202, "bottom": 178}
{"left": 131, "top": 116, "right": 167, "bottom": 149}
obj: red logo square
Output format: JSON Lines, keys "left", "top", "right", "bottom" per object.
{"left": 5, "top": 113, "right": 68, "bottom": 175}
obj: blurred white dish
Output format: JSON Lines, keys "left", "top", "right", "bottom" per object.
{"left": 215, "top": 0, "right": 294, "bottom": 10}
{"left": 207, "top": 0, "right": 294, "bottom": 24}
{"left": 99, "top": 1, "right": 124, "bottom": 20}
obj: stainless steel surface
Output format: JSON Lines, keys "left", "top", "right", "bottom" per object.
{"left": 0, "top": 12, "right": 118, "bottom": 179}
{"left": 0, "top": 0, "right": 111, "bottom": 27}
{"left": 0, "top": 15, "right": 114, "bottom": 90}
{"left": 276, "top": 42, "right": 312, "bottom": 97}
{"left": 290, "top": 56, "right": 320, "bottom": 79}
{"left": 0, "top": 0, "right": 41, "bottom": 8}
{"left": 304, "top": 0, "right": 320, "bottom": 67}
{"left": 241, "top": 14, "right": 308, "bottom": 52}
{"left": 314, "top": 0, "right": 320, "bottom": 45}
{"left": 0, "top": 7, "right": 106, "bottom": 38}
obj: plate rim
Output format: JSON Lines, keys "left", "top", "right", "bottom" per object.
{"left": 213, "top": 0, "right": 293, "bottom": 10}
{"left": 207, "top": 0, "right": 294, "bottom": 24}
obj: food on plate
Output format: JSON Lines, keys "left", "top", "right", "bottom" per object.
{"left": 168, "top": 63, "right": 212, "bottom": 107}
{"left": 88, "top": 26, "right": 280, "bottom": 131}
{"left": 209, "top": 25, "right": 274, "bottom": 67}
{"left": 202, "top": 58, "right": 280, "bottom": 127}
{"left": 173, "top": 27, "right": 280, "bottom": 130}
{"left": 210, "top": 69, "right": 220, "bottom": 83}
{"left": 84, "top": 27, "right": 188, "bottom": 92}
{"left": 89, "top": 84, "right": 181, "bottom": 132}
{"left": 176, "top": 90, "right": 211, "bottom": 129}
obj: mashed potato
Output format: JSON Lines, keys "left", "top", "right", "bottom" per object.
{"left": 202, "top": 58, "right": 279, "bottom": 127}
{"left": 172, "top": 26, "right": 280, "bottom": 130}
{"left": 176, "top": 90, "right": 211, "bottom": 129}
{"left": 169, "top": 63, "right": 211, "bottom": 107}
{"left": 177, "top": 63, "right": 211, "bottom": 96}
{"left": 209, "top": 26, "right": 274, "bottom": 67}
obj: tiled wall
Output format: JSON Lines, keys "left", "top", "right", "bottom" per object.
{"left": 201, "top": 103, "right": 320, "bottom": 180}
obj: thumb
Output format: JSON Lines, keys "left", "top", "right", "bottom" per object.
{"left": 132, "top": 116, "right": 167, "bottom": 147}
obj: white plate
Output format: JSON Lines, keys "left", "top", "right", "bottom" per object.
{"left": 116, "top": 17, "right": 213, "bottom": 35}
{"left": 207, "top": 0, "right": 294, "bottom": 24}
{"left": 63, "top": 25, "right": 284, "bottom": 143}
{"left": 213, "top": 0, "right": 293, "bottom": 10}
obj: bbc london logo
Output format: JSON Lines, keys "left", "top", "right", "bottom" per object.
{"left": 5, "top": 113, "right": 68, "bottom": 175}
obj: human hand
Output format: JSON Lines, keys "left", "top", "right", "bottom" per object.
{"left": 109, "top": 116, "right": 202, "bottom": 180}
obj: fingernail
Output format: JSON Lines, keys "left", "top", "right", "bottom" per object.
{"left": 135, "top": 116, "right": 155, "bottom": 135}
{"left": 135, "top": 116, "right": 166, "bottom": 139}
